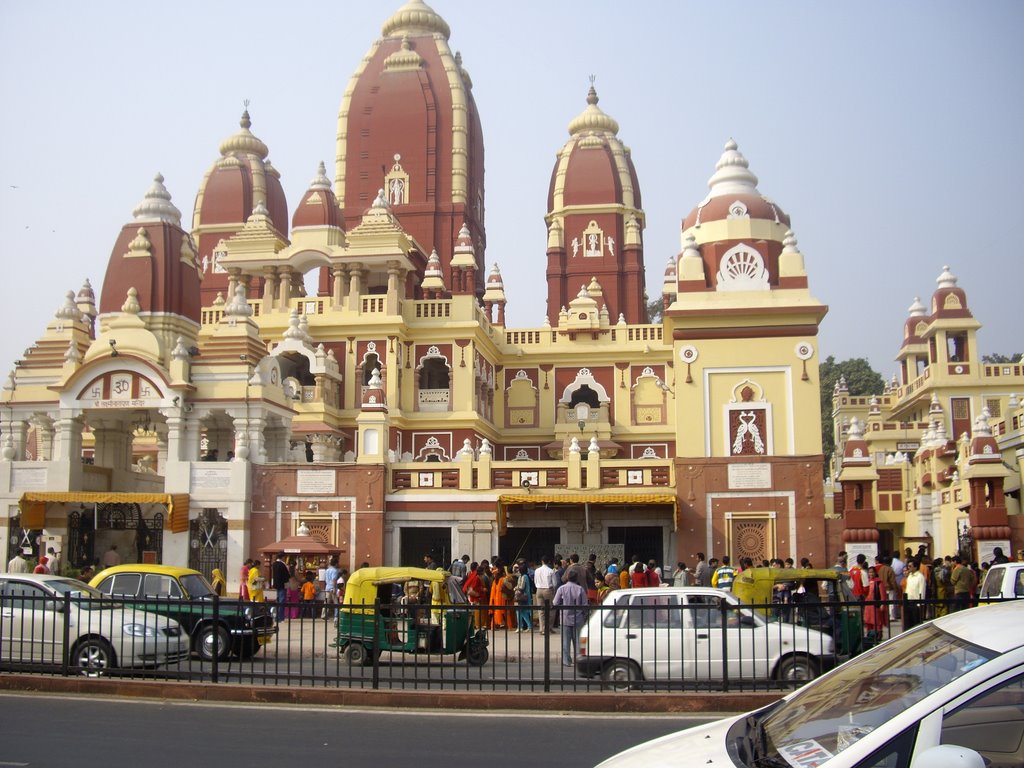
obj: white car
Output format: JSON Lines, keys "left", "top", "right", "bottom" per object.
{"left": 577, "top": 587, "right": 837, "bottom": 690}
{"left": 979, "top": 562, "right": 1024, "bottom": 601}
{"left": 0, "top": 573, "right": 189, "bottom": 676}
{"left": 596, "top": 599, "right": 1024, "bottom": 768}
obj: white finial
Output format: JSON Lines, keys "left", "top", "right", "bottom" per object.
{"left": 172, "top": 336, "right": 190, "bottom": 360}
{"left": 283, "top": 309, "right": 304, "bottom": 339}
{"left": 707, "top": 139, "right": 759, "bottom": 197}
{"left": 56, "top": 290, "right": 81, "bottom": 321}
{"left": 132, "top": 173, "right": 182, "bottom": 226}
{"left": 936, "top": 265, "right": 957, "bottom": 289}
{"left": 479, "top": 438, "right": 492, "bottom": 456}
{"left": 64, "top": 339, "right": 82, "bottom": 363}
{"left": 588, "top": 436, "right": 600, "bottom": 455}
{"left": 569, "top": 436, "right": 581, "bottom": 454}
{"left": 782, "top": 230, "right": 799, "bottom": 252}
{"left": 223, "top": 284, "right": 252, "bottom": 317}
{"left": 907, "top": 296, "right": 926, "bottom": 316}
{"left": 309, "top": 161, "right": 331, "bottom": 190}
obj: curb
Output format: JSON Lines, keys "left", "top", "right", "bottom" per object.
{"left": 0, "top": 675, "right": 781, "bottom": 714}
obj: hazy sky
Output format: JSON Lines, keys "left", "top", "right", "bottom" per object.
{"left": 1, "top": 1, "right": 1021, "bottom": 382}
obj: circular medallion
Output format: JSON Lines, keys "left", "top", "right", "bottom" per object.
{"left": 679, "top": 345, "right": 698, "bottom": 363}
{"left": 795, "top": 341, "right": 814, "bottom": 361}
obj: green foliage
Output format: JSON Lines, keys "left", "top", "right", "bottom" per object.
{"left": 982, "top": 353, "right": 1022, "bottom": 364}
{"left": 646, "top": 296, "right": 664, "bottom": 324}
{"left": 819, "top": 356, "right": 885, "bottom": 474}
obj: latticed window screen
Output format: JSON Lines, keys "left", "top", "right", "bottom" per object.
{"left": 732, "top": 520, "right": 769, "bottom": 563}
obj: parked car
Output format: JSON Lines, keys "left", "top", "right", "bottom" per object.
{"left": 979, "top": 561, "right": 1024, "bottom": 601}
{"left": 89, "top": 564, "right": 276, "bottom": 661}
{"left": 596, "top": 600, "right": 1024, "bottom": 768}
{"left": 577, "top": 587, "right": 837, "bottom": 691}
{"left": 0, "top": 573, "right": 188, "bottom": 677}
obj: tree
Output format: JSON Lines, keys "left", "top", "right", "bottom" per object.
{"left": 819, "top": 356, "right": 885, "bottom": 475}
{"left": 646, "top": 296, "right": 664, "bottom": 324}
{"left": 982, "top": 353, "right": 1022, "bottom": 364}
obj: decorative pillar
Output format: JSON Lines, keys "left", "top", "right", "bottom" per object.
{"left": 279, "top": 269, "right": 293, "bottom": 309}
{"left": 262, "top": 267, "right": 278, "bottom": 309}
{"left": 347, "top": 263, "right": 363, "bottom": 312}
{"left": 332, "top": 265, "right": 347, "bottom": 307}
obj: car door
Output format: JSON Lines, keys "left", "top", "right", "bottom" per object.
{"left": 0, "top": 580, "right": 63, "bottom": 665}
{"left": 623, "top": 592, "right": 682, "bottom": 682}
{"left": 685, "top": 593, "right": 765, "bottom": 682}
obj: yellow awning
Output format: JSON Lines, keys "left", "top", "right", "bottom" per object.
{"left": 497, "top": 492, "right": 678, "bottom": 536}
{"left": 18, "top": 492, "right": 190, "bottom": 532}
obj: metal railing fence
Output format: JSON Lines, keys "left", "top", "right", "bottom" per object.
{"left": 0, "top": 593, "right": 1007, "bottom": 691}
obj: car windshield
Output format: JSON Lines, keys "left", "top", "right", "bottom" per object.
{"left": 47, "top": 579, "right": 105, "bottom": 600}
{"left": 180, "top": 573, "right": 216, "bottom": 599}
{"left": 745, "top": 623, "right": 998, "bottom": 767}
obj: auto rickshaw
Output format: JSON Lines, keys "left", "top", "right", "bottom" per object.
{"left": 733, "top": 567, "right": 866, "bottom": 656}
{"left": 333, "top": 566, "right": 489, "bottom": 666}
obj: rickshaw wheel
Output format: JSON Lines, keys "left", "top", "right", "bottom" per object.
{"left": 466, "top": 642, "right": 489, "bottom": 666}
{"left": 344, "top": 642, "right": 373, "bottom": 666}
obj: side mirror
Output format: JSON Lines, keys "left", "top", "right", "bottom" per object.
{"left": 910, "top": 745, "right": 985, "bottom": 768}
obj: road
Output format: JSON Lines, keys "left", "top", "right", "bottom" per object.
{"left": 0, "top": 692, "right": 715, "bottom": 767}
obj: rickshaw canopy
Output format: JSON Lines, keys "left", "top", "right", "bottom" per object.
{"left": 733, "top": 567, "right": 847, "bottom": 606}
{"left": 342, "top": 566, "right": 465, "bottom": 612}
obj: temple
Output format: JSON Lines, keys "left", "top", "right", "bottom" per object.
{"left": 1, "top": 1, "right": 1019, "bottom": 588}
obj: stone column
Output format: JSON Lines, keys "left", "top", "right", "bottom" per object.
{"left": 347, "top": 263, "right": 363, "bottom": 312}
{"left": 386, "top": 263, "right": 402, "bottom": 315}
{"left": 279, "top": 269, "right": 293, "bottom": 310}
{"left": 332, "top": 265, "right": 347, "bottom": 308}
{"left": 227, "top": 269, "right": 240, "bottom": 302}
{"left": 262, "top": 267, "right": 278, "bottom": 310}
{"left": 51, "top": 412, "right": 83, "bottom": 463}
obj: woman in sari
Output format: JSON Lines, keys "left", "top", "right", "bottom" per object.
{"left": 862, "top": 567, "right": 889, "bottom": 640}
{"left": 463, "top": 564, "right": 487, "bottom": 628}
{"left": 247, "top": 561, "right": 266, "bottom": 602}
{"left": 489, "top": 560, "right": 509, "bottom": 629}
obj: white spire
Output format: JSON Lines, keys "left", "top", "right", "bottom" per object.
{"left": 132, "top": 173, "right": 182, "bottom": 226}
{"left": 707, "top": 139, "right": 759, "bottom": 198}
{"left": 936, "top": 265, "right": 958, "bottom": 289}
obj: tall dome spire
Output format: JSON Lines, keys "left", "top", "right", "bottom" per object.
{"left": 192, "top": 106, "right": 289, "bottom": 306}
{"left": 546, "top": 81, "right": 646, "bottom": 324}
{"left": 336, "top": 1, "right": 484, "bottom": 298}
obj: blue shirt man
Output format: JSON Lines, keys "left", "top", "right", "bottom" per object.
{"left": 552, "top": 571, "right": 589, "bottom": 666}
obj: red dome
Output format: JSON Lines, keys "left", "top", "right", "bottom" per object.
{"left": 292, "top": 162, "right": 342, "bottom": 230}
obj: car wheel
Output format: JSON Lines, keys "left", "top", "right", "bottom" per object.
{"left": 73, "top": 637, "right": 115, "bottom": 677}
{"left": 601, "top": 660, "right": 641, "bottom": 692}
{"left": 344, "top": 642, "right": 371, "bottom": 666}
{"left": 776, "top": 654, "right": 818, "bottom": 682}
{"left": 235, "top": 638, "right": 261, "bottom": 660}
{"left": 196, "top": 624, "right": 231, "bottom": 661}
{"left": 466, "top": 641, "right": 489, "bottom": 667}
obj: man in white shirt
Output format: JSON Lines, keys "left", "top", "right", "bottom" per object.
{"left": 903, "top": 559, "right": 926, "bottom": 630}
{"left": 6, "top": 552, "right": 29, "bottom": 573}
{"left": 533, "top": 555, "right": 557, "bottom": 635}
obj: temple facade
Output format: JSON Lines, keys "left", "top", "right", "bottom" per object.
{"left": 831, "top": 266, "right": 1024, "bottom": 564}
{"left": 0, "top": 0, "right": 839, "bottom": 589}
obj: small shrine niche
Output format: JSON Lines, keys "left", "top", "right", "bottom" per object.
{"left": 725, "top": 380, "right": 773, "bottom": 456}
{"left": 384, "top": 154, "right": 409, "bottom": 206}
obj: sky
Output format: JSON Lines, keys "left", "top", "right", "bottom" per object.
{"left": 1, "top": 1, "right": 1022, "bottom": 382}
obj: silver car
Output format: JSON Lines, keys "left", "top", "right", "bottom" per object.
{"left": 0, "top": 574, "right": 188, "bottom": 676}
{"left": 577, "top": 587, "right": 837, "bottom": 690}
